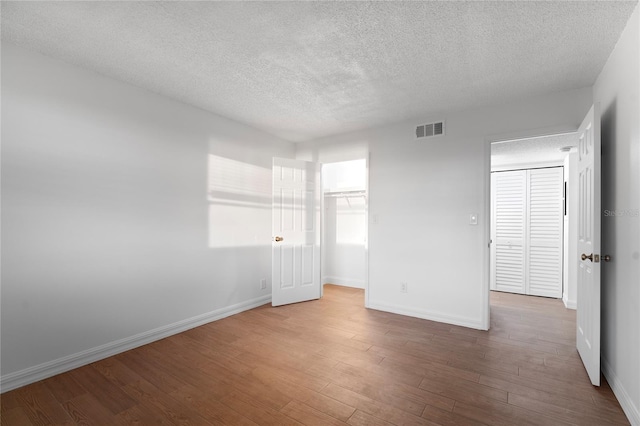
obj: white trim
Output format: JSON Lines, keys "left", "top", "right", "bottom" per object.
{"left": 602, "top": 356, "right": 639, "bottom": 426}
{"left": 491, "top": 160, "right": 566, "bottom": 172}
{"left": 482, "top": 137, "right": 491, "bottom": 330}
{"left": 0, "top": 295, "right": 271, "bottom": 393}
{"left": 364, "top": 152, "right": 370, "bottom": 309}
{"left": 368, "top": 300, "right": 485, "bottom": 330}
{"left": 562, "top": 294, "right": 577, "bottom": 310}
{"left": 323, "top": 276, "right": 365, "bottom": 289}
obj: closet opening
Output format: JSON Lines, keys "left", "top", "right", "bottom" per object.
{"left": 490, "top": 133, "right": 578, "bottom": 308}
{"left": 321, "top": 159, "right": 368, "bottom": 297}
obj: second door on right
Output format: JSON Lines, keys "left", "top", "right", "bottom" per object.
{"left": 491, "top": 167, "right": 564, "bottom": 298}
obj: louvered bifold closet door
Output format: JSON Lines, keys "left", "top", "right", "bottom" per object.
{"left": 491, "top": 171, "right": 527, "bottom": 294}
{"left": 527, "top": 168, "right": 563, "bottom": 298}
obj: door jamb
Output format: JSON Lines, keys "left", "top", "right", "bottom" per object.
{"left": 364, "top": 154, "right": 370, "bottom": 308}
{"left": 482, "top": 138, "right": 491, "bottom": 330}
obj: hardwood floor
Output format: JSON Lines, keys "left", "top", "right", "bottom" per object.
{"left": 1, "top": 285, "right": 629, "bottom": 425}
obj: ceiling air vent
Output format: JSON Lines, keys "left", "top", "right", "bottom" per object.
{"left": 415, "top": 121, "right": 445, "bottom": 140}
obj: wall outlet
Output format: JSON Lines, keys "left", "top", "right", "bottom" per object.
{"left": 260, "top": 278, "right": 267, "bottom": 290}
{"left": 400, "top": 282, "right": 408, "bottom": 293}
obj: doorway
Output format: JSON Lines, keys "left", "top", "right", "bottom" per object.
{"left": 271, "top": 156, "right": 369, "bottom": 307}
{"left": 490, "top": 133, "right": 578, "bottom": 305}
{"left": 321, "top": 159, "right": 368, "bottom": 299}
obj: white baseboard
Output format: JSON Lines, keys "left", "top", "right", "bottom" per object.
{"left": 562, "top": 294, "right": 577, "bottom": 310}
{"left": 0, "top": 295, "right": 271, "bottom": 393}
{"left": 602, "top": 356, "right": 639, "bottom": 426}
{"left": 367, "top": 300, "right": 485, "bottom": 330}
{"left": 323, "top": 276, "right": 365, "bottom": 289}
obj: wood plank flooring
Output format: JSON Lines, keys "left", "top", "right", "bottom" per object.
{"left": 1, "top": 285, "right": 630, "bottom": 425}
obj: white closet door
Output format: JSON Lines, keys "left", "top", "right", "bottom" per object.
{"left": 491, "top": 170, "right": 527, "bottom": 294}
{"left": 491, "top": 167, "right": 564, "bottom": 298}
{"left": 527, "top": 168, "right": 564, "bottom": 298}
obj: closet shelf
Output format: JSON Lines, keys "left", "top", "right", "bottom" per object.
{"left": 323, "top": 190, "right": 366, "bottom": 198}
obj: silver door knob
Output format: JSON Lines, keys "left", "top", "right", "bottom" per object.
{"left": 603, "top": 255, "right": 611, "bottom": 262}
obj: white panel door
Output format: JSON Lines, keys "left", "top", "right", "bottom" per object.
{"left": 272, "top": 158, "right": 321, "bottom": 307}
{"left": 576, "top": 104, "right": 601, "bottom": 386}
{"left": 527, "top": 168, "right": 564, "bottom": 298}
{"left": 491, "top": 170, "right": 527, "bottom": 294}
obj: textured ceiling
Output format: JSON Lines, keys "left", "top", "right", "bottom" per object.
{"left": 2, "top": 1, "right": 637, "bottom": 142}
{"left": 491, "top": 133, "right": 578, "bottom": 168}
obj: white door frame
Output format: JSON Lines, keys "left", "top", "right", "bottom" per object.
{"left": 483, "top": 125, "right": 580, "bottom": 330}
{"left": 364, "top": 154, "right": 370, "bottom": 308}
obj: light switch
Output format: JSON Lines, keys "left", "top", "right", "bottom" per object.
{"left": 469, "top": 213, "right": 478, "bottom": 225}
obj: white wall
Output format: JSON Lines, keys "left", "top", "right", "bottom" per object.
{"left": 297, "top": 87, "right": 592, "bottom": 329}
{"left": 323, "top": 196, "right": 366, "bottom": 289}
{"left": 593, "top": 5, "right": 640, "bottom": 425}
{"left": 322, "top": 160, "right": 367, "bottom": 289}
{"left": 562, "top": 151, "right": 578, "bottom": 310}
{"left": 0, "top": 43, "right": 295, "bottom": 390}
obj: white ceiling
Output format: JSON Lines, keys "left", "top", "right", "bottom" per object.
{"left": 491, "top": 133, "right": 578, "bottom": 168}
{"left": 1, "top": 1, "right": 637, "bottom": 142}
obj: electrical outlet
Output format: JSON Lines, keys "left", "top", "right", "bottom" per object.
{"left": 400, "top": 282, "right": 408, "bottom": 293}
{"left": 260, "top": 278, "right": 267, "bottom": 290}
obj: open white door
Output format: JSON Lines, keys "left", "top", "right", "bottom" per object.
{"left": 272, "top": 158, "right": 321, "bottom": 306}
{"left": 576, "top": 104, "right": 601, "bottom": 386}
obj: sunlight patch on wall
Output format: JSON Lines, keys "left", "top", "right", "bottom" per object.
{"left": 208, "top": 154, "right": 271, "bottom": 248}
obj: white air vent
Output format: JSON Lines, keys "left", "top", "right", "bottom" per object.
{"left": 415, "top": 120, "right": 445, "bottom": 140}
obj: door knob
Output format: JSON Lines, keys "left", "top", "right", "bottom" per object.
{"left": 274, "top": 236, "right": 284, "bottom": 242}
{"left": 581, "top": 253, "right": 593, "bottom": 261}
{"left": 603, "top": 255, "right": 612, "bottom": 262}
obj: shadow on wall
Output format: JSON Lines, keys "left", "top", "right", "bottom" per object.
{"left": 600, "top": 100, "right": 617, "bottom": 346}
